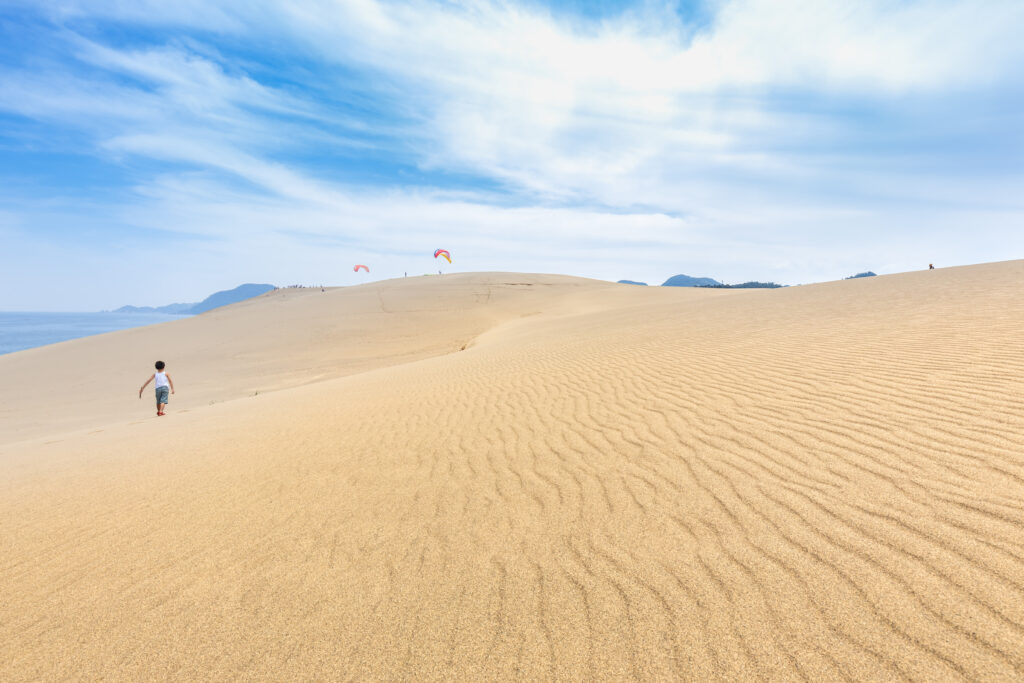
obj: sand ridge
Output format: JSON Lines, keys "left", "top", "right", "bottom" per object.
{"left": 2, "top": 262, "right": 1024, "bottom": 679}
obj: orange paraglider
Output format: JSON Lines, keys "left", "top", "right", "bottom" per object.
{"left": 434, "top": 249, "right": 451, "bottom": 264}
{"left": 354, "top": 265, "right": 369, "bottom": 273}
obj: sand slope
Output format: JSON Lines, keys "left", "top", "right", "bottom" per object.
{"left": 0, "top": 274, "right": 639, "bottom": 445}
{"left": 2, "top": 263, "right": 1024, "bottom": 680}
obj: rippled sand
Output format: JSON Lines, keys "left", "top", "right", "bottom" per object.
{"left": 2, "top": 263, "right": 1023, "bottom": 680}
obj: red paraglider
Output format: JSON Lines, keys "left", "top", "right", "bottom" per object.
{"left": 434, "top": 249, "right": 451, "bottom": 264}
{"left": 353, "top": 264, "right": 369, "bottom": 273}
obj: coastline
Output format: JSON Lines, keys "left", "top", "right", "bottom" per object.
{"left": 0, "top": 310, "right": 191, "bottom": 356}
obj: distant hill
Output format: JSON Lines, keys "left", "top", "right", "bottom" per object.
{"left": 845, "top": 271, "right": 877, "bottom": 279}
{"left": 662, "top": 274, "right": 722, "bottom": 287}
{"left": 113, "top": 283, "right": 275, "bottom": 315}
{"left": 190, "top": 284, "right": 275, "bottom": 313}
{"left": 617, "top": 280, "right": 648, "bottom": 286}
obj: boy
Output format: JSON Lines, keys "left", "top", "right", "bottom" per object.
{"left": 139, "top": 360, "right": 175, "bottom": 416}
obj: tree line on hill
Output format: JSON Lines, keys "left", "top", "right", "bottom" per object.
{"left": 697, "top": 281, "right": 784, "bottom": 289}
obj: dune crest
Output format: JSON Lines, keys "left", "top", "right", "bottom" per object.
{"left": 2, "top": 262, "right": 1024, "bottom": 680}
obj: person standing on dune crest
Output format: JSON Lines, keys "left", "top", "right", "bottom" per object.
{"left": 139, "top": 360, "right": 175, "bottom": 416}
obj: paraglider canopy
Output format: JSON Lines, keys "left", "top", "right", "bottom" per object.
{"left": 354, "top": 264, "right": 369, "bottom": 273}
{"left": 434, "top": 249, "right": 451, "bottom": 264}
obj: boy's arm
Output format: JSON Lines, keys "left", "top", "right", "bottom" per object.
{"left": 167, "top": 374, "right": 175, "bottom": 393}
{"left": 139, "top": 374, "right": 154, "bottom": 397}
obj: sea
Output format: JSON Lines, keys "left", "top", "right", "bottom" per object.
{"left": 0, "top": 312, "right": 190, "bottom": 356}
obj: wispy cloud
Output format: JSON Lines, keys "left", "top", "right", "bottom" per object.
{"left": 0, "top": 0, "right": 1022, "bottom": 309}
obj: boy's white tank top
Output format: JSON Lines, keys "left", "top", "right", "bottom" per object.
{"left": 154, "top": 372, "right": 169, "bottom": 388}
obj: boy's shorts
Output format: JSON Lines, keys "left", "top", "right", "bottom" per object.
{"left": 155, "top": 387, "right": 170, "bottom": 404}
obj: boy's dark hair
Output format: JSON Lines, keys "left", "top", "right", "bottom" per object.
{"left": 155, "top": 361, "right": 165, "bottom": 370}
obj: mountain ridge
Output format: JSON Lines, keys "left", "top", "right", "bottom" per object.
{"left": 112, "top": 283, "right": 275, "bottom": 315}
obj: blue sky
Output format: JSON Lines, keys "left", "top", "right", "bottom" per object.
{"left": 1, "top": 0, "right": 1023, "bottom": 310}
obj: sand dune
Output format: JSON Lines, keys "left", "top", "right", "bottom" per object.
{"left": 2, "top": 263, "right": 1024, "bottom": 680}
{"left": 0, "top": 274, "right": 640, "bottom": 445}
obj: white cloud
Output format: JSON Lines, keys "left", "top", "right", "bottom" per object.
{"left": 1, "top": 0, "right": 1023, "bottom": 309}
{"left": 234, "top": 0, "right": 1024, "bottom": 214}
